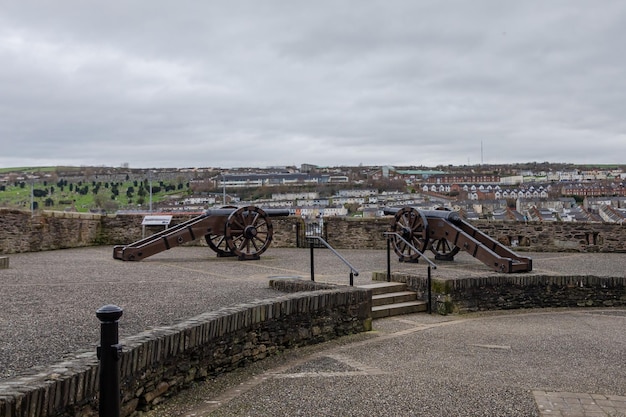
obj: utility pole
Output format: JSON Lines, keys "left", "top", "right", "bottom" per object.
{"left": 481, "top": 140, "right": 484, "bottom": 165}
{"left": 222, "top": 173, "right": 226, "bottom": 205}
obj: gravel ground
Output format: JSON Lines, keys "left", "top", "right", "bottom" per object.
{"left": 0, "top": 246, "right": 393, "bottom": 379}
{"left": 1, "top": 247, "right": 626, "bottom": 416}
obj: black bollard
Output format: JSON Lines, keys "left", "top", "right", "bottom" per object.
{"left": 96, "top": 304, "right": 123, "bottom": 417}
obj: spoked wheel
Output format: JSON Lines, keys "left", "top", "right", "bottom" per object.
{"left": 429, "top": 238, "right": 460, "bottom": 261}
{"left": 205, "top": 232, "right": 234, "bottom": 257}
{"left": 205, "top": 206, "right": 237, "bottom": 257}
{"left": 391, "top": 207, "right": 429, "bottom": 262}
{"left": 428, "top": 206, "right": 460, "bottom": 261}
{"left": 225, "top": 206, "right": 273, "bottom": 260}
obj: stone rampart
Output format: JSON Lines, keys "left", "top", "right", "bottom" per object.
{"left": 0, "top": 284, "right": 371, "bottom": 417}
{"left": 1, "top": 208, "right": 625, "bottom": 254}
{"left": 0, "top": 210, "right": 102, "bottom": 254}
{"left": 323, "top": 217, "right": 626, "bottom": 253}
{"left": 373, "top": 272, "right": 626, "bottom": 314}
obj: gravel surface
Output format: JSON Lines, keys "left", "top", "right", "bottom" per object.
{"left": 1, "top": 246, "right": 625, "bottom": 416}
{"left": 0, "top": 246, "right": 393, "bottom": 379}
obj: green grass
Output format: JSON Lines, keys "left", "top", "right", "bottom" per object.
{"left": 0, "top": 179, "right": 191, "bottom": 213}
{"left": 0, "top": 166, "right": 62, "bottom": 174}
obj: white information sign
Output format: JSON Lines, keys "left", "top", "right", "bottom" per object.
{"left": 141, "top": 215, "right": 173, "bottom": 226}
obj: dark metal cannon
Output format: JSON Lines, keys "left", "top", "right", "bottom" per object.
{"left": 384, "top": 206, "right": 532, "bottom": 273}
{"left": 113, "top": 206, "right": 290, "bottom": 261}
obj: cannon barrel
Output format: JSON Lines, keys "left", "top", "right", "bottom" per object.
{"left": 204, "top": 208, "right": 290, "bottom": 217}
{"left": 384, "top": 207, "right": 461, "bottom": 222}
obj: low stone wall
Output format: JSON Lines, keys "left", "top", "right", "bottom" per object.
{"left": 1, "top": 208, "right": 626, "bottom": 255}
{"left": 324, "top": 217, "right": 391, "bottom": 249}
{"left": 0, "top": 209, "right": 305, "bottom": 254}
{"left": 373, "top": 272, "right": 626, "bottom": 314}
{"left": 323, "top": 217, "right": 626, "bottom": 253}
{"left": 0, "top": 284, "right": 371, "bottom": 417}
{"left": 474, "top": 220, "right": 626, "bottom": 253}
{"left": 0, "top": 210, "right": 103, "bottom": 254}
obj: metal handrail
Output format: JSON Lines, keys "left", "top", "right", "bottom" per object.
{"left": 384, "top": 232, "right": 437, "bottom": 314}
{"left": 306, "top": 236, "right": 360, "bottom": 286}
{"left": 383, "top": 232, "right": 438, "bottom": 268}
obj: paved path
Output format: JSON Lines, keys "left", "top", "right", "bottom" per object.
{"left": 144, "top": 308, "right": 626, "bottom": 417}
{"left": 1, "top": 247, "right": 625, "bottom": 416}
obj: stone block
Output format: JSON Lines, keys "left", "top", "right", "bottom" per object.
{"left": 0, "top": 256, "right": 8, "bottom": 269}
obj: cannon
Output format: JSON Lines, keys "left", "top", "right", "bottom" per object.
{"left": 384, "top": 206, "right": 532, "bottom": 273}
{"left": 113, "top": 206, "right": 289, "bottom": 261}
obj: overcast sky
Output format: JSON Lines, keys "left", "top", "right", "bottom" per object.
{"left": 1, "top": 1, "right": 625, "bottom": 169}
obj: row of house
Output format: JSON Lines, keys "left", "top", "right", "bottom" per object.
{"left": 423, "top": 183, "right": 552, "bottom": 200}
{"left": 216, "top": 173, "right": 349, "bottom": 188}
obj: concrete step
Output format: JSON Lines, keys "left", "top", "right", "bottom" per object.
{"left": 358, "top": 282, "right": 428, "bottom": 318}
{"left": 372, "top": 291, "right": 417, "bottom": 307}
{"left": 358, "top": 282, "right": 407, "bottom": 296}
{"left": 371, "top": 301, "right": 428, "bottom": 319}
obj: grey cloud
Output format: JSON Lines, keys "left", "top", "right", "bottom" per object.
{"left": 0, "top": 0, "right": 625, "bottom": 168}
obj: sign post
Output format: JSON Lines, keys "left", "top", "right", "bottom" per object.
{"left": 141, "top": 215, "right": 172, "bottom": 238}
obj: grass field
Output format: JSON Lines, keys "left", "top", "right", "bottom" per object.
{"left": 0, "top": 178, "right": 191, "bottom": 213}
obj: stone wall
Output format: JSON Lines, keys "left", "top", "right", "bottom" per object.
{"left": 373, "top": 272, "right": 626, "bottom": 314}
{"left": 474, "top": 220, "right": 626, "bottom": 253}
{"left": 324, "top": 217, "right": 391, "bottom": 249}
{"left": 1, "top": 209, "right": 626, "bottom": 255}
{"left": 0, "top": 209, "right": 102, "bottom": 254}
{"left": 0, "top": 284, "right": 371, "bottom": 417}
{"left": 323, "top": 217, "right": 626, "bottom": 253}
{"left": 0, "top": 209, "right": 305, "bottom": 254}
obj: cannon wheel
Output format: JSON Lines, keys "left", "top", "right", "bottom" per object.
{"left": 391, "top": 207, "right": 429, "bottom": 262}
{"left": 429, "top": 206, "right": 460, "bottom": 261}
{"left": 429, "top": 238, "right": 460, "bottom": 261}
{"left": 225, "top": 206, "right": 273, "bottom": 260}
{"left": 205, "top": 232, "right": 234, "bottom": 257}
{"left": 205, "top": 206, "right": 237, "bottom": 257}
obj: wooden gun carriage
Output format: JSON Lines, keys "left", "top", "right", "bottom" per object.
{"left": 384, "top": 206, "right": 532, "bottom": 273}
{"left": 113, "top": 206, "right": 289, "bottom": 261}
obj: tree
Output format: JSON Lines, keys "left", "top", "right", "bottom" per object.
{"left": 344, "top": 202, "right": 360, "bottom": 214}
{"left": 103, "top": 200, "right": 119, "bottom": 211}
{"left": 93, "top": 194, "right": 107, "bottom": 208}
{"left": 33, "top": 189, "right": 48, "bottom": 197}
